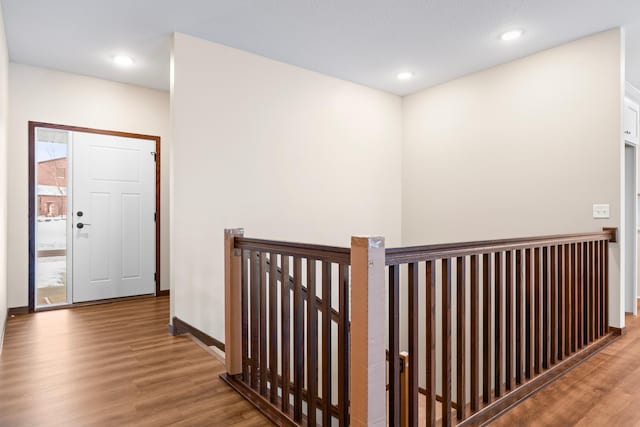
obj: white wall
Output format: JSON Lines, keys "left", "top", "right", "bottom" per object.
{"left": 171, "top": 33, "right": 403, "bottom": 341}
{"left": 0, "top": 3, "right": 9, "bottom": 349}
{"left": 402, "top": 29, "right": 625, "bottom": 327}
{"left": 7, "top": 64, "right": 171, "bottom": 309}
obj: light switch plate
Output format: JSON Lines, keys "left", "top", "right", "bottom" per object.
{"left": 593, "top": 204, "right": 610, "bottom": 219}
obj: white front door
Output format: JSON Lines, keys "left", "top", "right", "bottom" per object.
{"left": 72, "top": 132, "right": 156, "bottom": 302}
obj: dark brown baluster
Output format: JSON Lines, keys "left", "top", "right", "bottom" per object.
{"left": 567, "top": 244, "right": 573, "bottom": 354}
{"left": 280, "top": 256, "right": 290, "bottom": 414}
{"left": 293, "top": 257, "right": 303, "bottom": 422}
{"left": 577, "top": 243, "right": 583, "bottom": 349}
{"left": 558, "top": 245, "right": 565, "bottom": 360}
{"left": 269, "top": 253, "right": 278, "bottom": 403}
{"left": 409, "top": 262, "right": 420, "bottom": 425}
{"left": 470, "top": 255, "right": 480, "bottom": 410}
{"left": 598, "top": 240, "right": 606, "bottom": 336}
{"left": 601, "top": 240, "right": 606, "bottom": 336}
{"left": 593, "top": 241, "right": 600, "bottom": 339}
{"left": 515, "top": 250, "right": 523, "bottom": 385}
{"left": 586, "top": 242, "right": 596, "bottom": 343}
{"left": 584, "top": 242, "right": 590, "bottom": 346}
{"left": 505, "top": 251, "right": 514, "bottom": 391}
{"left": 389, "top": 264, "right": 401, "bottom": 427}
{"left": 443, "top": 259, "right": 453, "bottom": 427}
{"left": 426, "top": 260, "right": 436, "bottom": 426}
{"left": 586, "top": 241, "right": 591, "bottom": 344}
{"left": 585, "top": 242, "right": 596, "bottom": 343}
{"left": 589, "top": 241, "right": 593, "bottom": 345}
{"left": 592, "top": 240, "right": 597, "bottom": 341}
{"left": 591, "top": 240, "right": 596, "bottom": 341}
{"left": 571, "top": 244, "right": 579, "bottom": 352}
{"left": 307, "top": 259, "right": 318, "bottom": 426}
{"left": 598, "top": 240, "right": 604, "bottom": 336}
{"left": 542, "top": 247, "right": 550, "bottom": 370}
{"left": 260, "top": 253, "right": 268, "bottom": 397}
{"left": 241, "top": 250, "right": 249, "bottom": 383}
{"left": 321, "top": 262, "right": 332, "bottom": 426}
{"left": 599, "top": 240, "right": 604, "bottom": 336}
{"left": 534, "top": 247, "right": 541, "bottom": 375}
{"left": 338, "top": 264, "right": 349, "bottom": 426}
{"left": 604, "top": 240, "right": 609, "bottom": 333}
{"left": 495, "top": 252, "right": 503, "bottom": 398}
{"left": 582, "top": 242, "right": 590, "bottom": 345}
{"left": 572, "top": 243, "right": 583, "bottom": 351}
{"left": 456, "top": 257, "right": 466, "bottom": 420}
{"left": 602, "top": 239, "right": 606, "bottom": 337}
{"left": 589, "top": 242, "right": 596, "bottom": 342}
{"left": 564, "top": 244, "right": 571, "bottom": 357}
{"left": 550, "top": 246, "right": 557, "bottom": 366}
{"left": 483, "top": 254, "right": 492, "bottom": 404}
{"left": 250, "top": 251, "right": 260, "bottom": 390}
{"left": 525, "top": 248, "right": 532, "bottom": 379}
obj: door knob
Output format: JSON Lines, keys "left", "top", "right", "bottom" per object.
{"left": 76, "top": 223, "right": 91, "bottom": 229}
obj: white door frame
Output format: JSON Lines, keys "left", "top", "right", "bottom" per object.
{"left": 624, "top": 142, "right": 637, "bottom": 314}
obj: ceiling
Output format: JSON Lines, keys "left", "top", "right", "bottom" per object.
{"left": 2, "top": 0, "right": 640, "bottom": 96}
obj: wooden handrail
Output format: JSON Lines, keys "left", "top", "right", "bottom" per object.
{"left": 235, "top": 237, "right": 350, "bottom": 264}
{"left": 385, "top": 228, "right": 616, "bottom": 265}
{"left": 235, "top": 229, "right": 616, "bottom": 266}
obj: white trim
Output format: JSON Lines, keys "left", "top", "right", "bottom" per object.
{"left": 66, "top": 131, "right": 73, "bottom": 305}
{"left": 624, "top": 97, "right": 640, "bottom": 145}
{"left": 34, "top": 129, "right": 73, "bottom": 309}
{"left": 624, "top": 142, "right": 638, "bottom": 314}
{"left": 618, "top": 27, "right": 627, "bottom": 327}
{"left": 626, "top": 82, "right": 640, "bottom": 104}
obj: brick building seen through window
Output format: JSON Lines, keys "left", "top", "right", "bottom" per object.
{"left": 37, "top": 157, "right": 67, "bottom": 217}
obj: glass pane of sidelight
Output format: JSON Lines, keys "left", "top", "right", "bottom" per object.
{"left": 35, "top": 128, "right": 70, "bottom": 306}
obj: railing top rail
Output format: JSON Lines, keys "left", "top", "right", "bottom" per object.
{"left": 234, "top": 236, "right": 351, "bottom": 264}
{"left": 234, "top": 228, "right": 616, "bottom": 266}
{"left": 385, "top": 228, "right": 616, "bottom": 265}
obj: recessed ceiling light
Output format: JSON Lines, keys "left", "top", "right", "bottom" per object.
{"left": 397, "top": 71, "right": 413, "bottom": 80}
{"left": 113, "top": 55, "right": 134, "bottom": 67}
{"left": 500, "top": 29, "right": 523, "bottom": 41}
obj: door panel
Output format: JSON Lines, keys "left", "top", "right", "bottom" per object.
{"left": 88, "top": 192, "right": 110, "bottom": 282}
{"left": 90, "top": 145, "right": 140, "bottom": 182}
{"left": 121, "top": 193, "right": 141, "bottom": 279}
{"left": 73, "top": 132, "right": 156, "bottom": 302}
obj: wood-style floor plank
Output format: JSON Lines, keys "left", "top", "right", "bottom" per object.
{"left": 0, "top": 296, "right": 270, "bottom": 427}
{"left": 490, "top": 302, "right": 640, "bottom": 427}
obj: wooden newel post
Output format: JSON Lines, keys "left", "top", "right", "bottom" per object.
{"left": 224, "top": 228, "right": 244, "bottom": 376}
{"left": 350, "top": 236, "right": 386, "bottom": 427}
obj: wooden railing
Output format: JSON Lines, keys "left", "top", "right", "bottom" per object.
{"left": 222, "top": 229, "right": 351, "bottom": 426}
{"left": 385, "top": 228, "right": 618, "bottom": 426}
{"left": 222, "top": 228, "right": 618, "bottom": 427}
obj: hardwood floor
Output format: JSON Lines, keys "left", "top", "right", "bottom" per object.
{"left": 0, "top": 296, "right": 270, "bottom": 427}
{"left": 490, "top": 305, "right": 640, "bottom": 427}
{"left": 4, "top": 296, "right": 640, "bottom": 427}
